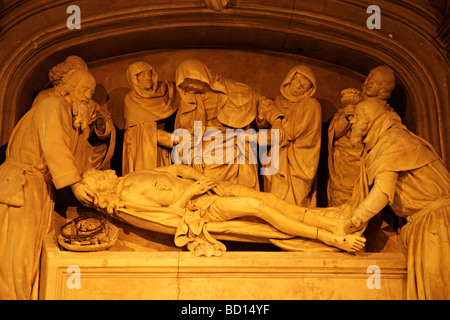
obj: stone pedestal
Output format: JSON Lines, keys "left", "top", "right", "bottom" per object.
{"left": 39, "top": 232, "right": 407, "bottom": 300}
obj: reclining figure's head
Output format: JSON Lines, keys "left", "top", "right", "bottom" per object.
{"left": 81, "top": 168, "right": 118, "bottom": 194}
{"left": 81, "top": 168, "right": 122, "bottom": 214}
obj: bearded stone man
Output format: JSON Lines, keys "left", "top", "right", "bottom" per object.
{"left": 0, "top": 69, "right": 99, "bottom": 299}
{"left": 340, "top": 100, "right": 450, "bottom": 300}
{"left": 33, "top": 55, "right": 115, "bottom": 170}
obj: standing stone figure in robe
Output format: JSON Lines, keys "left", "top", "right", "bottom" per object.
{"left": 265, "top": 65, "right": 322, "bottom": 207}
{"left": 0, "top": 69, "right": 99, "bottom": 300}
{"left": 122, "top": 61, "right": 180, "bottom": 175}
{"left": 341, "top": 100, "right": 450, "bottom": 300}
{"left": 327, "top": 66, "right": 399, "bottom": 206}
{"left": 173, "top": 59, "right": 283, "bottom": 190}
{"left": 32, "top": 55, "right": 116, "bottom": 170}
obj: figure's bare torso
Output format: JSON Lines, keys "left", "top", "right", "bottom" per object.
{"left": 120, "top": 169, "right": 194, "bottom": 207}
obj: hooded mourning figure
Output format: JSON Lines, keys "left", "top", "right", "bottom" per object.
{"left": 174, "top": 59, "right": 283, "bottom": 190}
{"left": 122, "top": 61, "right": 179, "bottom": 175}
{"left": 265, "top": 65, "right": 322, "bottom": 208}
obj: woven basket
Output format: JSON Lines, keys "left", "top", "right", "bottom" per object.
{"left": 57, "top": 216, "right": 119, "bottom": 252}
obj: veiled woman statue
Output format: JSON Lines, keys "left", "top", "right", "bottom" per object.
{"left": 122, "top": 61, "right": 180, "bottom": 174}
{"left": 265, "top": 65, "right": 322, "bottom": 207}
{"left": 173, "top": 59, "right": 283, "bottom": 190}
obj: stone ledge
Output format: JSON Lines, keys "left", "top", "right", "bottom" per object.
{"left": 39, "top": 233, "right": 407, "bottom": 300}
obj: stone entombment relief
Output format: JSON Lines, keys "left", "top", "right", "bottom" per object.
{"left": 64, "top": 58, "right": 450, "bottom": 300}
{"left": 1, "top": 54, "right": 448, "bottom": 300}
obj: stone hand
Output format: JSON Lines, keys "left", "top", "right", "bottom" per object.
{"left": 191, "top": 180, "right": 217, "bottom": 195}
{"left": 271, "top": 118, "right": 289, "bottom": 147}
{"left": 333, "top": 217, "right": 368, "bottom": 236}
{"left": 71, "top": 181, "right": 98, "bottom": 206}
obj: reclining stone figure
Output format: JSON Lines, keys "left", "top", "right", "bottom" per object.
{"left": 80, "top": 164, "right": 366, "bottom": 256}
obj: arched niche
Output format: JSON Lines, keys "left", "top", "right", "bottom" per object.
{"left": 0, "top": 0, "right": 447, "bottom": 166}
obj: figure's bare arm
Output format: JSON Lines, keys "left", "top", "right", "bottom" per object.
{"left": 171, "top": 180, "right": 218, "bottom": 209}
{"left": 336, "top": 171, "right": 398, "bottom": 235}
{"left": 161, "top": 164, "right": 211, "bottom": 182}
{"left": 171, "top": 188, "right": 196, "bottom": 209}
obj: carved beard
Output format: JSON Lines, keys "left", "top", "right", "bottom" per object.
{"left": 72, "top": 100, "right": 92, "bottom": 132}
{"left": 350, "top": 120, "right": 368, "bottom": 147}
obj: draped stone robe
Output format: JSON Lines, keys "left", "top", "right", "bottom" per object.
{"left": 122, "top": 62, "right": 179, "bottom": 175}
{"left": 0, "top": 95, "right": 92, "bottom": 299}
{"left": 358, "top": 111, "right": 450, "bottom": 299}
{"left": 174, "top": 59, "right": 283, "bottom": 190}
{"left": 265, "top": 65, "right": 322, "bottom": 207}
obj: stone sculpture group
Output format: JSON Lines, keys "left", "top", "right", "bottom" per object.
{"left": 0, "top": 56, "right": 448, "bottom": 299}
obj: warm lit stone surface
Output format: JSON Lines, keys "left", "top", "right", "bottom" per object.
{"left": 40, "top": 212, "right": 407, "bottom": 300}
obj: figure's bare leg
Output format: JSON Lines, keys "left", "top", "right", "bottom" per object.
{"left": 211, "top": 197, "right": 365, "bottom": 252}
{"left": 225, "top": 183, "right": 305, "bottom": 218}
{"left": 224, "top": 184, "right": 342, "bottom": 234}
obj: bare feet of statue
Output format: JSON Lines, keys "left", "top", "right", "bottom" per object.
{"left": 318, "top": 231, "right": 366, "bottom": 253}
